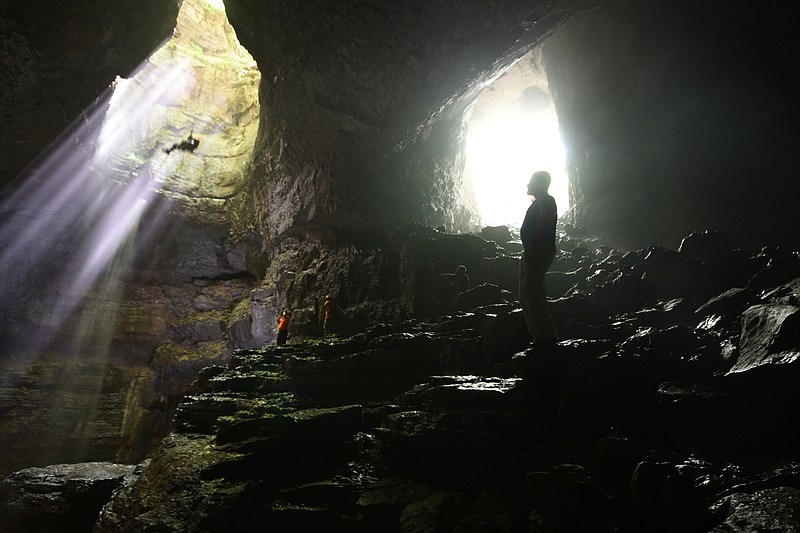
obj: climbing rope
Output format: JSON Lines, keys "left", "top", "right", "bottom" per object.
{"left": 176, "top": 65, "right": 217, "bottom": 176}
{"left": 189, "top": 66, "right": 206, "bottom": 136}
{"left": 162, "top": 63, "right": 218, "bottom": 179}
{"left": 189, "top": 65, "right": 218, "bottom": 136}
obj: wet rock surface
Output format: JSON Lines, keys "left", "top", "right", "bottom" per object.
{"left": 711, "top": 486, "right": 800, "bottom": 533}
{"left": 2, "top": 227, "right": 798, "bottom": 532}
{"left": 0, "top": 224, "right": 257, "bottom": 477}
{"left": 0, "top": 462, "right": 137, "bottom": 532}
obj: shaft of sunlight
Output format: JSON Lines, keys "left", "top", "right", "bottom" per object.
{"left": 0, "top": 55, "right": 193, "bottom": 380}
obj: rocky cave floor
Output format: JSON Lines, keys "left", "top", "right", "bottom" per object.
{"left": 2, "top": 228, "right": 800, "bottom": 532}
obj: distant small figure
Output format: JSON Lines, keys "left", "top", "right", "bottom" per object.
{"left": 323, "top": 295, "right": 335, "bottom": 335}
{"left": 276, "top": 308, "right": 292, "bottom": 345}
{"left": 451, "top": 265, "right": 470, "bottom": 294}
{"left": 164, "top": 134, "right": 200, "bottom": 155}
{"left": 436, "top": 265, "right": 471, "bottom": 314}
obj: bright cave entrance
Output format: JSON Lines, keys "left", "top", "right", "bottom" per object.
{"left": 466, "top": 50, "right": 569, "bottom": 229}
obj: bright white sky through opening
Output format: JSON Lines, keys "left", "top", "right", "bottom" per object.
{"left": 204, "top": 0, "right": 226, "bottom": 10}
{"left": 466, "top": 106, "right": 569, "bottom": 228}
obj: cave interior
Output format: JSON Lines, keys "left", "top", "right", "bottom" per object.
{"left": 1, "top": 0, "right": 800, "bottom": 531}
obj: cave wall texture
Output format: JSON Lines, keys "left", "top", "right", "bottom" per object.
{"left": 543, "top": 0, "right": 800, "bottom": 249}
{"left": 0, "top": 0, "right": 181, "bottom": 183}
{"left": 222, "top": 0, "right": 589, "bottom": 238}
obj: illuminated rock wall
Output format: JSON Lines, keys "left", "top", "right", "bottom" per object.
{"left": 223, "top": 0, "right": 585, "bottom": 239}
{"left": 0, "top": 0, "right": 180, "bottom": 188}
{"left": 0, "top": 0, "right": 264, "bottom": 477}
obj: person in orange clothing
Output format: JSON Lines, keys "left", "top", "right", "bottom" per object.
{"left": 323, "top": 295, "right": 335, "bottom": 335}
{"left": 276, "top": 308, "right": 292, "bottom": 345}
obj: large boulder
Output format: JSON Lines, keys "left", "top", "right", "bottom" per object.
{"left": 0, "top": 462, "right": 137, "bottom": 533}
{"left": 678, "top": 230, "right": 735, "bottom": 261}
{"left": 711, "top": 487, "right": 800, "bottom": 533}
{"left": 728, "top": 304, "right": 800, "bottom": 376}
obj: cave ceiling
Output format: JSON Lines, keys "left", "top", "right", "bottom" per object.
{"left": 3, "top": 0, "right": 799, "bottom": 249}
{"left": 221, "top": 0, "right": 593, "bottom": 236}
{"left": 2, "top": 0, "right": 594, "bottom": 239}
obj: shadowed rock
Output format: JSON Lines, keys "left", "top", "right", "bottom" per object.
{"left": 0, "top": 462, "right": 137, "bottom": 533}
{"left": 711, "top": 487, "right": 800, "bottom": 533}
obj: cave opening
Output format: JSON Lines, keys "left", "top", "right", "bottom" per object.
{"left": 465, "top": 49, "right": 569, "bottom": 229}
{"left": 101, "top": 0, "right": 260, "bottom": 200}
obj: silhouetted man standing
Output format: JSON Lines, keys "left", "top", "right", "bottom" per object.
{"left": 519, "top": 170, "right": 558, "bottom": 344}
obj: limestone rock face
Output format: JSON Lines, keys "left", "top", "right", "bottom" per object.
{"left": 240, "top": 225, "right": 522, "bottom": 345}
{"left": 0, "top": 193, "right": 259, "bottom": 477}
{"left": 730, "top": 304, "right": 800, "bottom": 375}
{"left": 711, "top": 487, "right": 800, "bottom": 533}
{"left": 222, "top": 0, "right": 589, "bottom": 237}
{"left": 0, "top": 0, "right": 180, "bottom": 186}
{"left": 0, "top": 462, "right": 137, "bottom": 532}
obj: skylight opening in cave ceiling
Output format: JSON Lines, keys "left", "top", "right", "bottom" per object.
{"left": 98, "top": 0, "right": 260, "bottom": 200}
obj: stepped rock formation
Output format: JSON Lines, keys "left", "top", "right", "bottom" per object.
{"left": 2, "top": 0, "right": 800, "bottom": 531}
{"left": 2, "top": 227, "right": 798, "bottom": 531}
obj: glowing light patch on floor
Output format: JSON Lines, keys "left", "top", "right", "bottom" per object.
{"left": 466, "top": 107, "right": 569, "bottom": 228}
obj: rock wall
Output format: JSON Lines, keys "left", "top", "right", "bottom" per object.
{"left": 5, "top": 228, "right": 799, "bottom": 532}
{"left": 0, "top": 193, "right": 261, "bottom": 478}
{"left": 223, "top": 0, "right": 589, "bottom": 239}
{"left": 230, "top": 224, "right": 520, "bottom": 347}
{"left": 0, "top": 0, "right": 180, "bottom": 187}
{"left": 0, "top": 0, "right": 266, "bottom": 478}
{"left": 543, "top": 0, "right": 800, "bottom": 249}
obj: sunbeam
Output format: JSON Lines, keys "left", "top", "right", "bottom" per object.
{"left": 0, "top": 0, "right": 254, "bottom": 471}
{"left": 0, "top": 53, "right": 194, "bottom": 377}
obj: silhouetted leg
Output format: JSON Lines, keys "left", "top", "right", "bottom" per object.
{"left": 519, "top": 247, "right": 556, "bottom": 341}
{"left": 276, "top": 329, "right": 288, "bottom": 345}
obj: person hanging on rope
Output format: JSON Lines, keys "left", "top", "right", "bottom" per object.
{"left": 164, "top": 133, "right": 200, "bottom": 155}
